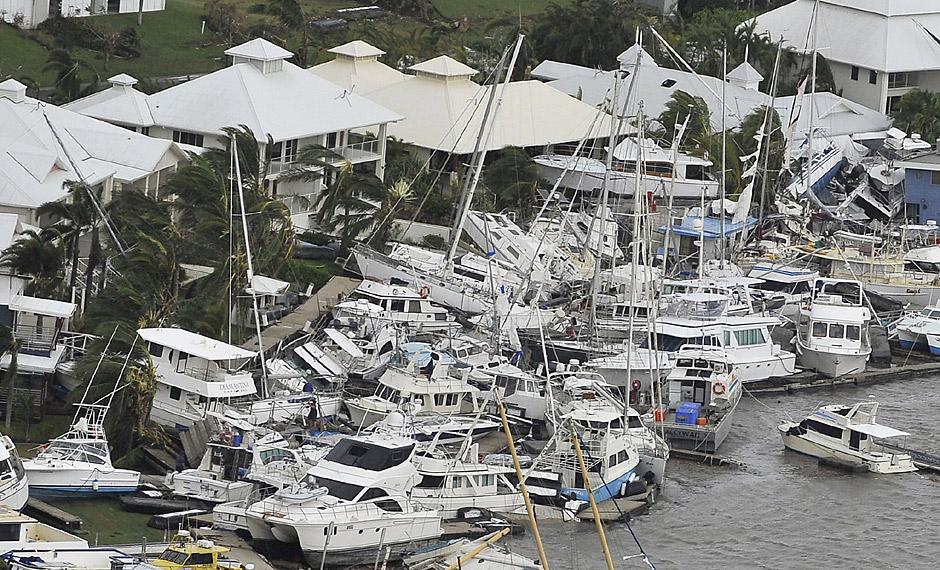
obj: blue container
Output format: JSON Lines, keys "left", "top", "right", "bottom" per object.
{"left": 232, "top": 432, "right": 244, "bottom": 447}
{"left": 675, "top": 402, "right": 702, "bottom": 425}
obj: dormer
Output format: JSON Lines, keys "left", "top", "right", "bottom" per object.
{"left": 328, "top": 40, "right": 385, "bottom": 63}
{"left": 409, "top": 56, "right": 478, "bottom": 82}
{"left": 726, "top": 60, "right": 764, "bottom": 91}
{"left": 225, "top": 38, "right": 294, "bottom": 75}
{"left": 617, "top": 43, "right": 656, "bottom": 71}
{"left": 107, "top": 73, "right": 139, "bottom": 91}
{"left": 0, "top": 79, "right": 27, "bottom": 103}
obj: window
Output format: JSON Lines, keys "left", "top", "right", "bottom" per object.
{"left": 390, "top": 300, "right": 405, "bottom": 312}
{"left": 661, "top": 79, "right": 677, "bottom": 88}
{"left": 360, "top": 488, "right": 388, "bottom": 500}
{"left": 846, "top": 325, "right": 861, "bottom": 341}
{"left": 269, "top": 141, "right": 283, "bottom": 161}
{"left": 450, "top": 476, "right": 464, "bottom": 488}
{"left": 829, "top": 324, "right": 844, "bottom": 339}
{"left": 886, "top": 95, "right": 902, "bottom": 115}
{"left": 375, "top": 499, "right": 403, "bottom": 512}
{"left": 812, "top": 322, "right": 827, "bottom": 338}
{"left": 172, "top": 130, "right": 204, "bottom": 147}
{"left": 149, "top": 342, "right": 164, "bottom": 358}
{"left": 417, "top": 475, "right": 444, "bottom": 488}
{"left": 802, "top": 419, "right": 844, "bottom": 439}
{"left": 407, "top": 300, "right": 422, "bottom": 313}
{"left": 188, "top": 554, "right": 213, "bottom": 565}
{"left": 869, "top": 70, "right": 877, "bottom": 85}
{"left": 141, "top": 127, "right": 150, "bottom": 136}
{"left": 850, "top": 66, "right": 859, "bottom": 81}
{"left": 327, "top": 132, "right": 338, "bottom": 148}
{"left": 931, "top": 171, "right": 940, "bottom": 186}
{"left": 176, "top": 352, "right": 189, "bottom": 373}
{"left": 888, "top": 72, "right": 914, "bottom": 89}
{"left": 734, "top": 329, "right": 765, "bottom": 346}
{"left": 169, "top": 386, "right": 182, "bottom": 401}
{"left": 284, "top": 139, "right": 298, "bottom": 162}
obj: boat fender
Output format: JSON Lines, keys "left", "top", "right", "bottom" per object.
{"left": 419, "top": 286, "right": 430, "bottom": 298}
{"left": 712, "top": 382, "right": 727, "bottom": 396}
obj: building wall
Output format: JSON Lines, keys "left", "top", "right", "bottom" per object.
{"left": 829, "top": 61, "right": 887, "bottom": 113}
{"left": 0, "top": 0, "right": 48, "bottom": 28}
{"left": 904, "top": 167, "right": 940, "bottom": 224}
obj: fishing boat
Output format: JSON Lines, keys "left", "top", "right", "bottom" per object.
{"left": 893, "top": 300, "right": 940, "bottom": 351}
{"left": 794, "top": 279, "right": 872, "bottom": 378}
{"left": 0, "top": 433, "right": 28, "bottom": 510}
{"left": 23, "top": 403, "right": 140, "bottom": 496}
{"left": 655, "top": 347, "right": 742, "bottom": 453}
{"left": 152, "top": 531, "right": 242, "bottom": 570}
{"left": 778, "top": 402, "right": 917, "bottom": 473}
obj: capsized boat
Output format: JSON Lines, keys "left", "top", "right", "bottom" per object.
{"left": 0, "top": 432, "right": 28, "bottom": 510}
{"left": 778, "top": 402, "right": 917, "bottom": 474}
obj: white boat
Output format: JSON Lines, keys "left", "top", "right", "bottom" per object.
{"left": 794, "top": 279, "right": 872, "bottom": 378}
{"left": 778, "top": 402, "right": 917, "bottom": 474}
{"left": 411, "top": 443, "right": 526, "bottom": 519}
{"left": 654, "top": 348, "right": 742, "bottom": 453}
{"left": 0, "top": 433, "right": 28, "bottom": 510}
{"left": 467, "top": 363, "right": 547, "bottom": 422}
{"left": 345, "top": 363, "right": 487, "bottom": 429}
{"left": 23, "top": 404, "right": 139, "bottom": 497}
{"left": 747, "top": 263, "right": 819, "bottom": 315}
{"left": 0, "top": 506, "right": 88, "bottom": 550}
{"left": 894, "top": 300, "right": 940, "bottom": 351}
{"left": 534, "top": 137, "right": 720, "bottom": 201}
{"left": 334, "top": 280, "right": 460, "bottom": 334}
{"left": 244, "top": 428, "right": 441, "bottom": 564}
{"left": 404, "top": 530, "right": 541, "bottom": 569}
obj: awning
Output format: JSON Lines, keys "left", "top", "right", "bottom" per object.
{"left": 246, "top": 275, "right": 290, "bottom": 296}
{"left": 324, "top": 328, "right": 364, "bottom": 358}
{"left": 10, "top": 295, "right": 76, "bottom": 318}
{"left": 850, "top": 423, "right": 910, "bottom": 439}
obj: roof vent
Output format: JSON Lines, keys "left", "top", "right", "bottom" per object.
{"left": 661, "top": 79, "right": 677, "bottom": 88}
{"left": 0, "top": 79, "right": 27, "bottom": 103}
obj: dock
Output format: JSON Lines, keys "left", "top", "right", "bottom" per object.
{"left": 241, "top": 275, "right": 361, "bottom": 354}
{"left": 24, "top": 498, "right": 82, "bottom": 531}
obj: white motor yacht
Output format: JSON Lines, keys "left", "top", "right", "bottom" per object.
{"left": 345, "top": 363, "right": 486, "bottom": 428}
{"left": 894, "top": 300, "right": 940, "bottom": 352}
{"left": 653, "top": 348, "right": 742, "bottom": 453}
{"left": 334, "top": 280, "right": 460, "bottom": 334}
{"left": 0, "top": 433, "right": 27, "bottom": 510}
{"left": 778, "top": 402, "right": 917, "bottom": 473}
{"left": 467, "top": 363, "right": 547, "bottom": 423}
{"left": 794, "top": 279, "right": 872, "bottom": 378}
{"left": 244, "top": 427, "right": 442, "bottom": 565}
{"left": 24, "top": 404, "right": 139, "bottom": 497}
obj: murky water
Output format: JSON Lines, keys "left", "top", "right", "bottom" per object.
{"left": 508, "top": 376, "right": 940, "bottom": 569}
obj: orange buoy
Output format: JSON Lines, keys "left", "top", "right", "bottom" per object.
{"left": 654, "top": 408, "right": 665, "bottom": 422}
{"left": 696, "top": 417, "right": 708, "bottom": 426}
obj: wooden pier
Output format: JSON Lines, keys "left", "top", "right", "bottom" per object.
{"left": 24, "top": 498, "right": 82, "bottom": 531}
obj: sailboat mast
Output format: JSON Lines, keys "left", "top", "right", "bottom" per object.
{"left": 719, "top": 44, "right": 728, "bottom": 268}
{"left": 806, "top": 0, "right": 820, "bottom": 202}
{"left": 446, "top": 35, "right": 525, "bottom": 266}
{"left": 232, "top": 135, "right": 269, "bottom": 397}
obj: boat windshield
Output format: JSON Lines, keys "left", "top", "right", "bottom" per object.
{"left": 308, "top": 475, "right": 363, "bottom": 501}
{"left": 324, "top": 439, "right": 414, "bottom": 471}
{"left": 41, "top": 440, "right": 110, "bottom": 465}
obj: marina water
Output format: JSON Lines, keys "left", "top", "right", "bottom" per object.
{"left": 508, "top": 376, "right": 940, "bottom": 569}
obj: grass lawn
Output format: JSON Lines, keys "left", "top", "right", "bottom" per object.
{"left": 431, "top": 0, "right": 566, "bottom": 19}
{"left": 0, "top": 23, "right": 53, "bottom": 82}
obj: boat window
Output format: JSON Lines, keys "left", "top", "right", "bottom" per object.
{"left": 450, "top": 476, "right": 465, "bottom": 488}
{"left": 693, "top": 359, "right": 709, "bottom": 369}
{"left": 324, "top": 439, "right": 415, "bottom": 471}
{"left": 723, "top": 331, "right": 731, "bottom": 346}
{"left": 159, "top": 551, "right": 189, "bottom": 564}
{"left": 390, "top": 300, "right": 405, "bottom": 312}
{"left": 734, "top": 329, "right": 765, "bottom": 346}
{"left": 259, "top": 448, "right": 293, "bottom": 464}
{"left": 10, "top": 455, "right": 24, "bottom": 480}
{"left": 627, "top": 415, "right": 643, "bottom": 428}
{"left": 801, "top": 419, "right": 844, "bottom": 439}
{"left": 375, "top": 499, "right": 403, "bottom": 512}
{"left": 476, "top": 474, "right": 495, "bottom": 486}
{"left": 676, "top": 358, "right": 693, "bottom": 368}
{"left": 407, "top": 301, "right": 422, "bottom": 313}
{"left": 148, "top": 342, "right": 164, "bottom": 358}
{"left": 0, "top": 523, "right": 18, "bottom": 542}
{"left": 846, "top": 325, "right": 861, "bottom": 340}
{"left": 417, "top": 475, "right": 444, "bottom": 488}
{"left": 360, "top": 488, "right": 388, "bottom": 500}
{"left": 0, "top": 460, "right": 10, "bottom": 479}
{"left": 833, "top": 407, "right": 851, "bottom": 416}
{"left": 812, "top": 322, "right": 827, "bottom": 338}
{"left": 314, "top": 476, "right": 364, "bottom": 501}
{"left": 188, "top": 554, "right": 213, "bottom": 565}
{"left": 829, "top": 324, "right": 845, "bottom": 339}
{"left": 169, "top": 386, "right": 182, "bottom": 401}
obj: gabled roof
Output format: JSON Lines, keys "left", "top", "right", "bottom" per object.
{"left": 727, "top": 60, "right": 764, "bottom": 83}
{"left": 748, "top": 0, "right": 940, "bottom": 72}
{"left": 617, "top": 43, "right": 655, "bottom": 67}
{"left": 225, "top": 38, "right": 293, "bottom": 61}
{"left": 0, "top": 95, "right": 183, "bottom": 210}
{"left": 329, "top": 40, "right": 385, "bottom": 59}
{"left": 65, "top": 74, "right": 156, "bottom": 127}
{"left": 142, "top": 56, "right": 401, "bottom": 142}
{"left": 409, "top": 56, "right": 478, "bottom": 78}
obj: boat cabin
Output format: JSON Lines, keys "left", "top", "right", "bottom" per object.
{"left": 667, "top": 353, "right": 736, "bottom": 410}
{"left": 787, "top": 402, "right": 909, "bottom": 455}
{"left": 139, "top": 328, "right": 257, "bottom": 430}
{"left": 343, "top": 280, "right": 453, "bottom": 328}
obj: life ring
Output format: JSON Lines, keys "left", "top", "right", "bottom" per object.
{"left": 631, "top": 379, "right": 641, "bottom": 392}
{"left": 419, "top": 286, "right": 430, "bottom": 299}
{"left": 712, "top": 382, "right": 727, "bottom": 396}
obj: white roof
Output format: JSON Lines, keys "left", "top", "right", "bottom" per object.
{"left": 65, "top": 74, "right": 156, "bottom": 127}
{"left": 366, "top": 74, "right": 618, "bottom": 154}
{"left": 70, "top": 39, "right": 401, "bottom": 142}
{"left": 323, "top": 328, "right": 364, "bottom": 358}
{"left": 138, "top": 327, "right": 256, "bottom": 360}
{"left": 246, "top": 274, "right": 289, "bottom": 295}
{"left": 748, "top": 0, "right": 940, "bottom": 72}
{"left": 0, "top": 213, "right": 21, "bottom": 252}
{"left": 727, "top": 60, "right": 764, "bottom": 83}
{"left": 1, "top": 95, "right": 184, "bottom": 210}
{"left": 9, "top": 294, "right": 76, "bottom": 317}
{"left": 329, "top": 40, "right": 386, "bottom": 58}
{"left": 409, "top": 55, "right": 478, "bottom": 78}
{"left": 540, "top": 46, "right": 890, "bottom": 137}
{"left": 849, "top": 422, "right": 910, "bottom": 438}
{"left": 225, "top": 38, "right": 294, "bottom": 61}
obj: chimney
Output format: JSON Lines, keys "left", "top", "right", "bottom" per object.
{"left": 0, "top": 79, "right": 27, "bottom": 103}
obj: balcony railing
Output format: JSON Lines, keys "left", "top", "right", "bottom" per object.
{"left": 267, "top": 140, "right": 381, "bottom": 177}
{"left": 14, "top": 324, "right": 58, "bottom": 355}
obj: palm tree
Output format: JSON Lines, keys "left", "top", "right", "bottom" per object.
{"left": 43, "top": 49, "right": 99, "bottom": 104}
{"left": 481, "top": 146, "right": 542, "bottom": 221}
{"left": 1, "top": 229, "right": 65, "bottom": 297}
{"left": 248, "top": 0, "right": 312, "bottom": 67}
{"left": 894, "top": 89, "right": 940, "bottom": 142}
{"left": 0, "top": 325, "right": 16, "bottom": 431}
{"left": 37, "top": 185, "right": 98, "bottom": 302}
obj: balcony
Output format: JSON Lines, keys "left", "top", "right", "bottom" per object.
{"left": 267, "top": 140, "right": 382, "bottom": 177}
{"left": 14, "top": 324, "right": 59, "bottom": 356}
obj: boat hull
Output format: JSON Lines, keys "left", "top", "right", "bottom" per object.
{"left": 778, "top": 424, "right": 917, "bottom": 474}
{"left": 863, "top": 282, "right": 940, "bottom": 310}
{"left": 794, "top": 343, "right": 869, "bottom": 378}
{"left": 0, "top": 473, "right": 28, "bottom": 510}
{"left": 294, "top": 514, "right": 442, "bottom": 566}
{"left": 661, "top": 406, "right": 736, "bottom": 454}
{"left": 535, "top": 156, "right": 719, "bottom": 200}
{"left": 25, "top": 464, "right": 140, "bottom": 497}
